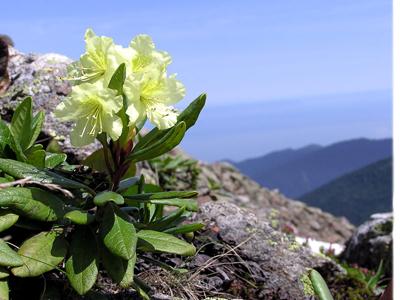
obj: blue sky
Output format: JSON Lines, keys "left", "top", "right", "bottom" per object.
{"left": 1, "top": 1, "right": 392, "bottom": 161}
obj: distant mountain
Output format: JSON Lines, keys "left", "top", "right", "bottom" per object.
{"left": 233, "top": 138, "right": 392, "bottom": 198}
{"left": 299, "top": 158, "right": 392, "bottom": 225}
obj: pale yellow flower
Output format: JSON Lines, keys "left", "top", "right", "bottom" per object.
{"left": 55, "top": 82, "right": 123, "bottom": 146}
{"left": 124, "top": 68, "right": 185, "bottom": 130}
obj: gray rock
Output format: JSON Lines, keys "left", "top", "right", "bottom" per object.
{"left": 191, "top": 201, "right": 341, "bottom": 299}
{"left": 0, "top": 47, "right": 97, "bottom": 160}
{"left": 195, "top": 162, "right": 355, "bottom": 243}
{"left": 341, "top": 212, "right": 392, "bottom": 276}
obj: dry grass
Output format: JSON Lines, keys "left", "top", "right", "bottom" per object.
{"left": 137, "top": 235, "right": 261, "bottom": 299}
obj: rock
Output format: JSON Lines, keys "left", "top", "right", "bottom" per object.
{"left": 341, "top": 212, "right": 392, "bottom": 277}
{"left": 194, "top": 162, "right": 355, "bottom": 243}
{"left": 0, "top": 47, "right": 98, "bottom": 160}
{"left": 186, "top": 201, "right": 342, "bottom": 299}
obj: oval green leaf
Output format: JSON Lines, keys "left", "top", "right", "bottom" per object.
{"left": 0, "top": 187, "right": 65, "bottom": 222}
{"left": 100, "top": 204, "right": 136, "bottom": 260}
{"left": 108, "top": 63, "right": 126, "bottom": 95}
{"left": 64, "top": 210, "right": 95, "bottom": 225}
{"left": 10, "top": 97, "right": 32, "bottom": 151}
{"left": 0, "top": 267, "right": 9, "bottom": 279}
{"left": 0, "top": 210, "right": 19, "bottom": 233}
{"left": 137, "top": 230, "right": 196, "bottom": 256}
{"left": 163, "top": 223, "right": 204, "bottom": 235}
{"left": 135, "top": 94, "right": 206, "bottom": 151}
{"left": 101, "top": 246, "right": 136, "bottom": 288}
{"left": 0, "top": 159, "right": 94, "bottom": 194}
{"left": 94, "top": 191, "right": 124, "bottom": 207}
{"left": 11, "top": 231, "right": 67, "bottom": 277}
{"left": 65, "top": 227, "right": 98, "bottom": 295}
{"left": 0, "top": 239, "right": 23, "bottom": 267}
{"left": 0, "top": 279, "right": 9, "bottom": 300}
{"left": 128, "top": 121, "right": 186, "bottom": 163}
{"left": 45, "top": 152, "right": 67, "bottom": 169}
{"left": 125, "top": 190, "right": 198, "bottom": 201}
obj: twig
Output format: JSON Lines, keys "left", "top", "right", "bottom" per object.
{"left": 0, "top": 177, "right": 32, "bottom": 188}
{"left": 189, "top": 235, "right": 254, "bottom": 280}
{"left": 0, "top": 176, "right": 74, "bottom": 197}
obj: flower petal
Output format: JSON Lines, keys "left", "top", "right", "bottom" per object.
{"left": 70, "top": 119, "right": 97, "bottom": 147}
{"left": 146, "top": 103, "right": 179, "bottom": 130}
{"left": 102, "top": 113, "right": 123, "bottom": 141}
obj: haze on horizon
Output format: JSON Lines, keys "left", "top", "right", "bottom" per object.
{"left": 1, "top": 0, "right": 392, "bottom": 161}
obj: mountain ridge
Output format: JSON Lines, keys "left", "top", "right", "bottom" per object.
{"left": 300, "top": 158, "right": 392, "bottom": 225}
{"left": 232, "top": 137, "right": 392, "bottom": 198}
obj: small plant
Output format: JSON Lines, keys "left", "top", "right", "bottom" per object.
{"left": 0, "top": 29, "right": 206, "bottom": 299}
{"left": 149, "top": 154, "right": 200, "bottom": 190}
{"left": 340, "top": 260, "right": 387, "bottom": 296}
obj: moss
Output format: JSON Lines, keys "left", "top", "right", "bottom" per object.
{"left": 270, "top": 219, "right": 279, "bottom": 229}
{"left": 265, "top": 239, "right": 278, "bottom": 247}
{"left": 300, "top": 272, "right": 315, "bottom": 296}
{"left": 288, "top": 241, "right": 301, "bottom": 251}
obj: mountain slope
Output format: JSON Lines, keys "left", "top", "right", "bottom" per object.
{"left": 235, "top": 144, "right": 322, "bottom": 177}
{"left": 233, "top": 138, "right": 392, "bottom": 197}
{"left": 299, "top": 158, "right": 392, "bottom": 225}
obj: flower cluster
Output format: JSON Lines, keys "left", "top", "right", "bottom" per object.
{"left": 55, "top": 29, "right": 185, "bottom": 146}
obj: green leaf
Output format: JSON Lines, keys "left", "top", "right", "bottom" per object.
{"left": 11, "top": 231, "right": 67, "bottom": 277}
{"left": 0, "top": 267, "right": 8, "bottom": 279}
{"left": 146, "top": 207, "right": 186, "bottom": 231}
{"left": 124, "top": 191, "right": 198, "bottom": 212}
{"left": 0, "top": 210, "right": 19, "bottom": 232}
{"left": 46, "top": 139, "right": 62, "bottom": 153}
{"left": 64, "top": 210, "right": 95, "bottom": 225}
{"left": 83, "top": 148, "right": 114, "bottom": 174}
{"left": 66, "top": 227, "right": 98, "bottom": 295}
{"left": 164, "top": 223, "right": 204, "bottom": 234}
{"left": 132, "top": 278, "right": 150, "bottom": 300}
{"left": 125, "top": 190, "right": 198, "bottom": 201}
{"left": 0, "top": 279, "right": 9, "bottom": 300}
{"left": 176, "top": 93, "right": 206, "bottom": 130}
{"left": 0, "top": 121, "right": 13, "bottom": 157}
{"left": 0, "top": 239, "right": 23, "bottom": 267}
{"left": 100, "top": 204, "right": 137, "bottom": 260}
{"left": 94, "top": 191, "right": 124, "bottom": 207}
{"left": 367, "top": 260, "right": 384, "bottom": 289}
{"left": 148, "top": 199, "right": 198, "bottom": 212}
{"left": 101, "top": 246, "right": 135, "bottom": 288}
{"left": 136, "top": 94, "right": 206, "bottom": 151}
{"left": 0, "top": 187, "right": 65, "bottom": 222}
{"left": 128, "top": 121, "right": 186, "bottom": 163}
{"left": 108, "top": 63, "right": 126, "bottom": 95}
{"left": 10, "top": 97, "right": 32, "bottom": 151}
{"left": 137, "top": 230, "right": 196, "bottom": 256}
{"left": 26, "top": 149, "right": 46, "bottom": 168}
{"left": 45, "top": 152, "right": 67, "bottom": 169}
{"left": 117, "top": 176, "right": 140, "bottom": 192}
{"left": 310, "top": 269, "right": 334, "bottom": 300}
{"left": 0, "top": 158, "right": 94, "bottom": 194}
{"left": 28, "top": 111, "right": 45, "bottom": 149}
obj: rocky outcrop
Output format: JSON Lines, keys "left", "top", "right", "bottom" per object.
{"left": 0, "top": 47, "right": 96, "bottom": 160}
{"left": 162, "top": 161, "right": 355, "bottom": 243}
{"left": 190, "top": 201, "right": 341, "bottom": 299}
{"left": 141, "top": 201, "right": 342, "bottom": 299}
{"left": 341, "top": 212, "right": 392, "bottom": 277}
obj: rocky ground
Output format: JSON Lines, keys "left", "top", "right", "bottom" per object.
{"left": 0, "top": 46, "right": 393, "bottom": 299}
